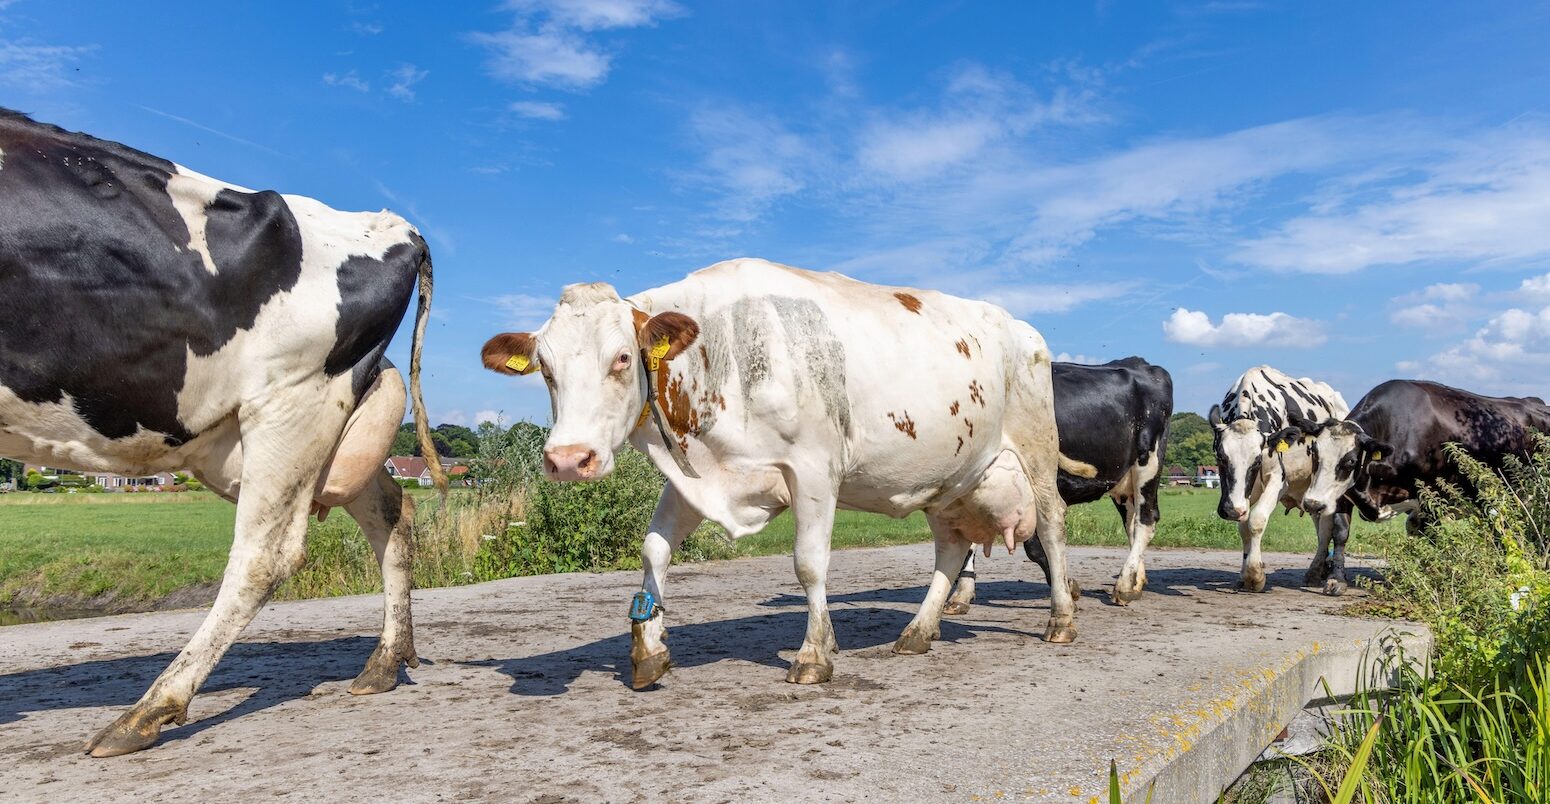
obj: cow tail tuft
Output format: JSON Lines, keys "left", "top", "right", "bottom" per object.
{"left": 409, "top": 239, "right": 449, "bottom": 498}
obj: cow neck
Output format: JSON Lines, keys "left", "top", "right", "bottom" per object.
{"left": 631, "top": 308, "right": 700, "bottom": 479}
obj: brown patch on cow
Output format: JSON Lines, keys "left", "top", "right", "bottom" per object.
{"left": 631, "top": 307, "right": 650, "bottom": 333}
{"left": 657, "top": 369, "right": 701, "bottom": 441}
{"left": 481, "top": 332, "right": 538, "bottom": 375}
{"left": 893, "top": 292, "right": 922, "bottom": 314}
{"left": 964, "top": 418, "right": 974, "bottom": 438}
{"left": 968, "top": 380, "right": 986, "bottom": 407}
{"left": 949, "top": 400, "right": 960, "bottom": 416}
{"left": 955, "top": 436, "right": 964, "bottom": 455}
{"left": 698, "top": 344, "right": 710, "bottom": 366}
{"left": 955, "top": 339, "right": 971, "bottom": 358}
{"left": 887, "top": 411, "right": 918, "bottom": 439}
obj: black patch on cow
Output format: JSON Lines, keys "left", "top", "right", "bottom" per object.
{"left": 0, "top": 110, "right": 335, "bottom": 445}
{"left": 328, "top": 236, "right": 425, "bottom": 399}
{"left": 1052, "top": 357, "right": 1173, "bottom": 507}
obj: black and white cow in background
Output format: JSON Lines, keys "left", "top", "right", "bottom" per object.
{"left": 0, "top": 110, "right": 445, "bottom": 756}
{"left": 1299, "top": 380, "right": 1550, "bottom": 554}
{"left": 1210, "top": 366, "right": 1350, "bottom": 594}
{"left": 947, "top": 357, "right": 1173, "bottom": 611}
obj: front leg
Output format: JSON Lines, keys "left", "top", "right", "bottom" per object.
{"left": 630, "top": 484, "right": 703, "bottom": 690}
{"left": 1305, "top": 511, "right": 1334, "bottom": 585}
{"left": 1323, "top": 505, "right": 1353, "bottom": 596}
{"left": 1239, "top": 476, "right": 1283, "bottom": 593}
{"left": 786, "top": 477, "right": 839, "bottom": 684}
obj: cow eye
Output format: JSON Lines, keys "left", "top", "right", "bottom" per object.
{"left": 613, "top": 352, "right": 631, "bottom": 372}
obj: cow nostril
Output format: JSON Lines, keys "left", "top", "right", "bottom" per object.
{"left": 545, "top": 457, "right": 558, "bottom": 475}
{"left": 578, "top": 451, "right": 594, "bottom": 470}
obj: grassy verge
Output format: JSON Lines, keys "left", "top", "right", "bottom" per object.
{"left": 0, "top": 477, "right": 1398, "bottom": 613}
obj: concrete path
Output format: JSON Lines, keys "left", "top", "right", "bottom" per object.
{"left": 0, "top": 544, "right": 1422, "bottom": 803}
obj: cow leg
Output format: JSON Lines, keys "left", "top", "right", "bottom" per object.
{"left": 1114, "top": 485, "right": 1160, "bottom": 606}
{"left": 1238, "top": 479, "right": 1281, "bottom": 593}
{"left": 1323, "top": 509, "right": 1353, "bottom": 596}
{"left": 894, "top": 517, "right": 971, "bottom": 655}
{"left": 786, "top": 484, "right": 839, "bottom": 684}
{"left": 943, "top": 552, "right": 976, "bottom": 615}
{"left": 1035, "top": 494, "right": 1078, "bottom": 643}
{"left": 1305, "top": 512, "right": 1334, "bottom": 585}
{"left": 630, "top": 484, "right": 702, "bottom": 690}
{"left": 1021, "top": 535, "right": 1071, "bottom": 596}
{"left": 343, "top": 470, "right": 419, "bottom": 695}
{"left": 85, "top": 403, "right": 345, "bottom": 757}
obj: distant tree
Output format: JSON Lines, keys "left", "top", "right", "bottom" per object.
{"left": 390, "top": 423, "right": 417, "bottom": 457}
{"left": 1165, "top": 412, "right": 1216, "bottom": 471}
{"left": 0, "top": 459, "right": 21, "bottom": 485}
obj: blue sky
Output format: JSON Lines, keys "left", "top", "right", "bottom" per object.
{"left": 4, "top": 1, "right": 1550, "bottom": 426}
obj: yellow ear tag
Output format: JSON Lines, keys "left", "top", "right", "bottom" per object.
{"left": 1275, "top": 440, "right": 1290, "bottom": 454}
{"left": 647, "top": 336, "right": 671, "bottom": 371}
{"left": 506, "top": 354, "right": 531, "bottom": 372}
{"left": 1371, "top": 451, "right": 1382, "bottom": 462}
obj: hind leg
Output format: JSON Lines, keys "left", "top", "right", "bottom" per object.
{"left": 895, "top": 517, "right": 971, "bottom": 655}
{"left": 86, "top": 397, "right": 349, "bottom": 756}
{"left": 943, "top": 552, "right": 976, "bottom": 615}
{"left": 344, "top": 470, "right": 419, "bottom": 694}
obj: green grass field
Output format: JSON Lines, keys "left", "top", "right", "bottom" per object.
{"left": 0, "top": 485, "right": 1401, "bottom": 613}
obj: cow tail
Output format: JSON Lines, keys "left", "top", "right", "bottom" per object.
{"left": 410, "top": 240, "right": 449, "bottom": 498}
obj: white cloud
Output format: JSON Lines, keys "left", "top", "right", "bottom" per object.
{"left": 687, "top": 105, "right": 817, "bottom": 222}
{"left": 472, "top": 0, "right": 680, "bottom": 91}
{"left": 474, "top": 410, "right": 504, "bottom": 427}
{"left": 1389, "top": 282, "right": 1481, "bottom": 330}
{"left": 1234, "top": 129, "right": 1550, "bottom": 274}
{"left": 1414, "top": 304, "right": 1550, "bottom": 396}
{"left": 0, "top": 39, "right": 95, "bottom": 91}
{"left": 505, "top": 0, "right": 683, "bottom": 31}
{"left": 977, "top": 281, "right": 1136, "bottom": 316}
{"left": 492, "top": 293, "right": 556, "bottom": 329}
{"left": 351, "top": 21, "right": 384, "bottom": 35}
{"left": 387, "top": 64, "right": 427, "bottom": 101}
{"left": 323, "top": 70, "right": 370, "bottom": 92}
{"left": 1162, "top": 308, "right": 1326, "bottom": 348}
{"left": 611, "top": 233, "right": 634, "bottom": 243}
{"left": 510, "top": 100, "right": 566, "bottom": 120}
{"left": 1054, "top": 352, "right": 1102, "bottom": 365}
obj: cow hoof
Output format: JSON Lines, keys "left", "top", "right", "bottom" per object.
{"left": 1239, "top": 573, "right": 1267, "bottom": 593}
{"left": 348, "top": 643, "right": 415, "bottom": 695}
{"left": 1323, "top": 578, "right": 1349, "bottom": 597}
{"left": 892, "top": 627, "right": 934, "bottom": 655}
{"left": 85, "top": 702, "right": 186, "bottom": 758}
{"left": 1112, "top": 585, "right": 1143, "bottom": 606}
{"left": 1043, "top": 623, "right": 1078, "bottom": 644}
{"left": 785, "top": 661, "right": 833, "bottom": 685}
{"left": 631, "top": 650, "right": 672, "bottom": 690}
{"left": 942, "top": 600, "right": 971, "bottom": 616}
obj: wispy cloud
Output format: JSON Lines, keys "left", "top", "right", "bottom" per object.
{"left": 387, "top": 64, "right": 427, "bottom": 102}
{"left": 686, "top": 104, "right": 819, "bottom": 222}
{"left": 323, "top": 70, "right": 370, "bottom": 92}
{"left": 471, "top": 0, "right": 682, "bottom": 91}
{"left": 350, "top": 20, "right": 384, "bottom": 35}
{"left": 1234, "top": 126, "right": 1550, "bottom": 274}
{"left": 510, "top": 100, "right": 566, "bottom": 120}
{"left": 489, "top": 292, "right": 556, "bottom": 329}
{"left": 1162, "top": 308, "right": 1327, "bottom": 348}
{"left": 0, "top": 39, "right": 95, "bottom": 92}
{"left": 135, "top": 104, "right": 284, "bottom": 157}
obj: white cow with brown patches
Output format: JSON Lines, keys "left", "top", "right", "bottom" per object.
{"left": 481, "top": 258, "right": 1075, "bottom": 688}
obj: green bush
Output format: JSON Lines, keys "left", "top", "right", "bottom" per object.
{"left": 394, "top": 477, "right": 419, "bottom": 489}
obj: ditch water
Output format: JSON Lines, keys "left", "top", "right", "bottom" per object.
{"left": 0, "top": 608, "right": 101, "bottom": 626}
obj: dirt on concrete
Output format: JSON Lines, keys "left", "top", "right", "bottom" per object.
{"left": 0, "top": 544, "right": 1408, "bottom": 803}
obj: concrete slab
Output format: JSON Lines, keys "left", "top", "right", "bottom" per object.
{"left": 0, "top": 544, "right": 1425, "bottom": 803}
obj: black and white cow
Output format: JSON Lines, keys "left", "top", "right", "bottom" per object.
{"left": 0, "top": 110, "right": 444, "bottom": 756}
{"left": 1299, "top": 380, "right": 1550, "bottom": 587}
{"left": 1209, "top": 366, "right": 1350, "bottom": 594}
{"left": 947, "top": 357, "right": 1173, "bottom": 611}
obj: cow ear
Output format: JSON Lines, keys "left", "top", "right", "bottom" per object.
{"left": 1364, "top": 439, "right": 1394, "bottom": 469}
{"left": 1268, "top": 426, "right": 1302, "bottom": 454}
{"left": 639, "top": 311, "right": 699, "bottom": 364}
{"left": 482, "top": 332, "right": 539, "bottom": 375}
{"left": 1208, "top": 404, "right": 1225, "bottom": 430}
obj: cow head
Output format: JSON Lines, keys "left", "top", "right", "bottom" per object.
{"left": 480, "top": 282, "right": 699, "bottom": 482}
{"left": 1210, "top": 403, "right": 1266, "bottom": 521}
{"left": 1300, "top": 419, "right": 1393, "bottom": 516}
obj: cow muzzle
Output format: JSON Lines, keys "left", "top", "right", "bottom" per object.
{"left": 1217, "top": 502, "right": 1247, "bottom": 522}
{"left": 544, "top": 444, "right": 602, "bottom": 481}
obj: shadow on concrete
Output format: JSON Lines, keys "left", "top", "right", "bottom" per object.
{"left": 463, "top": 606, "right": 1039, "bottom": 697}
{"left": 0, "top": 636, "right": 392, "bottom": 747}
